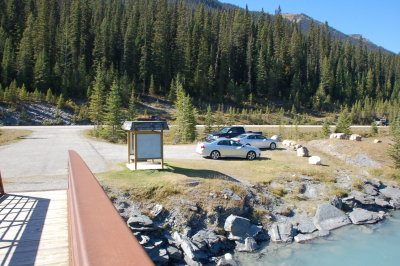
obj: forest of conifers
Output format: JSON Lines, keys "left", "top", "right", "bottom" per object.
{"left": 0, "top": 0, "right": 399, "bottom": 114}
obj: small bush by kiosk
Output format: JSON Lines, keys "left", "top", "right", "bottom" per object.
{"left": 122, "top": 121, "right": 169, "bottom": 170}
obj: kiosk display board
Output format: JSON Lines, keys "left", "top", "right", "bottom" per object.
{"left": 136, "top": 133, "right": 162, "bottom": 159}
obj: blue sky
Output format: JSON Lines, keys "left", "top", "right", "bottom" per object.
{"left": 221, "top": 0, "right": 400, "bottom": 54}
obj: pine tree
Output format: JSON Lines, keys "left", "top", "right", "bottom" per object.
{"left": 57, "top": 94, "right": 65, "bottom": 109}
{"left": 388, "top": 115, "right": 400, "bottom": 169}
{"left": 321, "top": 119, "right": 331, "bottom": 137}
{"left": 370, "top": 121, "right": 378, "bottom": 136}
{"left": 34, "top": 49, "right": 51, "bottom": 91}
{"left": 46, "top": 88, "right": 54, "bottom": 103}
{"left": 204, "top": 105, "right": 213, "bottom": 134}
{"left": 335, "top": 107, "right": 352, "bottom": 135}
{"left": 173, "top": 80, "right": 197, "bottom": 143}
{"left": 104, "top": 80, "right": 122, "bottom": 139}
{"left": 88, "top": 68, "right": 106, "bottom": 127}
{"left": 127, "top": 89, "right": 137, "bottom": 121}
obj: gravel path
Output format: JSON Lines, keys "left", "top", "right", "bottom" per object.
{"left": 0, "top": 126, "right": 200, "bottom": 192}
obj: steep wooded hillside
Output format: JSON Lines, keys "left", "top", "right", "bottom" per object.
{"left": 0, "top": 0, "right": 399, "bottom": 114}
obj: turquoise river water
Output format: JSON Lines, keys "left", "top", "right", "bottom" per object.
{"left": 237, "top": 211, "right": 400, "bottom": 266}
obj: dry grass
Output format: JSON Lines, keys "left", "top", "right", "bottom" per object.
{"left": 0, "top": 129, "right": 32, "bottom": 146}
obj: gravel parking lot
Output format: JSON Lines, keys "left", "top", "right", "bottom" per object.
{"left": 0, "top": 126, "right": 200, "bottom": 191}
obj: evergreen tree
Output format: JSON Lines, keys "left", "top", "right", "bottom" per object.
{"left": 321, "top": 118, "right": 331, "bottom": 137}
{"left": 335, "top": 107, "right": 352, "bottom": 135}
{"left": 173, "top": 80, "right": 197, "bottom": 143}
{"left": 388, "top": 116, "right": 400, "bottom": 169}
{"left": 370, "top": 121, "right": 378, "bottom": 136}
{"left": 88, "top": 68, "right": 106, "bottom": 127}
{"left": 57, "top": 94, "right": 65, "bottom": 109}
{"left": 127, "top": 89, "right": 137, "bottom": 121}
{"left": 104, "top": 80, "right": 122, "bottom": 138}
{"left": 204, "top": 105, "right": 213, "bottom": 134}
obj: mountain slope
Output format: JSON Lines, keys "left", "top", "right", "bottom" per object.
{"left": 282, "top": 13, "right": 393, "bottom": 54}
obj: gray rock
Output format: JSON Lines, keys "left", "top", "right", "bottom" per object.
{"left": 349, "top": 209, "right": 383, "bottom": 225}
{"left": 217, "top": 253, "right": 239, "bottom": 266}
{"left": 297, "top": 147, "right": 309, "bottom": 157}
{"left": 235, "top": 237, "right": 259, "bottom": 252}
{"left": 269, "top": 222, "right": 294, "bottom": 243}
{"left": 380, "top": 187, "right": 400, "bottom": 201}
{"left": 390, "top": 199, "right": 400, "bottom": 209}
{"left": 172, "top": 232, "right": 207, "bottom": 262}
{"left": 364, "top": 184, "right": 379, "bottom": 196}
{"left": 370, "top": 178, "right": 382, "bottom": 188}
{"left": 127, "top": 214, "right": 155, "bottom": 231}
{"left": 148, "top": 248, "right": 169, "bottom": 265}
{"left": 192, "top": 229, "right": 222, "bottom": 254}
{"left": 375, "top": 198, "right": 391, "bottom": 208}
{"left": 294, "top": 217, "right": 318, "bottom": 234}
{"left": 313, "top": 203, "right": 351, "bottom": 231}
{"left": 222, "top": 188, "right": 242, "bottom": 201}
{"left": 294, "top": 230, "right": 330, "bottom": 243}
{"left": 139, "top": 235, "right": 150, "bottom": 245}
{"left": 329, "top": 196, "right": 343, "bottom": 209}
{"left": 150, "top": 204, "right": 164, "bottom": 217}
{"left": 167, "top": 246, "right": 183, "bottom": 260}
{"left": 350, "top": 190, "right": 376, "bottom": 205}
{"left": 224, "top": 215, "right": 262, "bottom": 240}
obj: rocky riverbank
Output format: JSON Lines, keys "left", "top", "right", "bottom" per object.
{"left": 106, "top": 176, "right": 400, "bottom": 266}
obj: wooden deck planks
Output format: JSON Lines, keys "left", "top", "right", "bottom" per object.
{"left": 0, "top": 190, "right": 69, "bottom": 266}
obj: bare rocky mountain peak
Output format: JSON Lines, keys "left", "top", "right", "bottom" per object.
{"left": 282, "top": 13, "right": 393, "bottom": 54}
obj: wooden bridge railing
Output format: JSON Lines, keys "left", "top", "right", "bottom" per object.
{"left": 0, "top": 171, "right": 5, "bottom": 197}
{"left": 68, "top": 150, "right": 154, "bottom": 266}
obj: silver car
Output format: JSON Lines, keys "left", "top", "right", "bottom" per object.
{"left": 232, "top": 134, "right": 277, "bottom": 149}
{"left": 196, "top": 138, "right": 261, "bottom": 160}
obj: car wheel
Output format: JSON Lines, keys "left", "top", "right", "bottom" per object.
{"left": 210, "top": 150, "right": 220, "bottom": 160}
{"left": 246, "top": 143, "right": 251, "bottom": 146}
{"left": 247, "top": 151, "right": 256, "bottom": 160}
{"left": 270, "top": 143, "right": 276, "bottom": 150}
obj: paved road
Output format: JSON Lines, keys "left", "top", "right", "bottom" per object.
{"left": 0, "top": 126, "right": 200, "bottom": 191}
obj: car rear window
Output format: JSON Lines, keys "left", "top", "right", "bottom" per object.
{"left": 206, "top": 139, "right": 217, "bottom": 143}
{"left": 237, "top": 134, "right": 247, "bottom": 138}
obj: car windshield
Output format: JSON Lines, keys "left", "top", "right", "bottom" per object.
{"left": 219, "top": 127, "right": 230, "bottom": 133}
{"left": 237, "top": 134, "right": 247, "bottom": 138}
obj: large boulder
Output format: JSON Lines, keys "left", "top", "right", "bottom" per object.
{"left": 363, "top": 184, "right": 379, "bottom": 196}
{"left": 224, "top": 215, "right": 262, "bottom": 240}
{"left": 329, "top": 196, "right": 343, "bottom": 209}
{"left": 349, "top": 209, "right": 383, "bottom": 225}
{"left": 293, "top": 216, "right": 318, "bottom": 234}
{"left": 127, "top": 214, "right": 155, "bottom": 231}
{"left": 379, "top": 187, "right": 400, "bottom": 201}
{"left": 271, "top": 135, "right": 282, "bottom": 142}
{"left": 379, "top": 187, "right": 400, "bottom": 209}
{"left": 297, "top": 147, "right": 309, "bottom": 157}
{"left": 309, "top": 156, "right": 321, "bottom": 165}
{"left": 191, "top": 229, "right": 222, "bottom": 255}
{"left": 269, "top": 222, "right": 294, "bottom": 243}
{"left": 336, "top": 133, "right": 347, "bottom": 139}
{"left": 172, "top": 232, "right": 207, "bottom": 263}
{"left": 350, "top": 190, "right": 376, "bottom": 205}
{"left": 350, "top": 134, "right": 362, "bottom": 141}
{"left": 294, "top": 230, "right": 330, "bottom": 243}
{"left": 235, "top": 237, "right": 259, "bottom": 252}
{"left": 313, "top": 203, "right": 351, "bottom": 231}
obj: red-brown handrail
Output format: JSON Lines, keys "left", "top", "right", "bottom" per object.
{"left": 0, "top": 171, "right": 5, "bottom": 197}
{"left": 68, "top": 150, "right": 154, "bottom": 266}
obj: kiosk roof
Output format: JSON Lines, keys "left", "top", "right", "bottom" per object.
{"left": 122, "top": 121, "right": 169, "bottom": 131}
